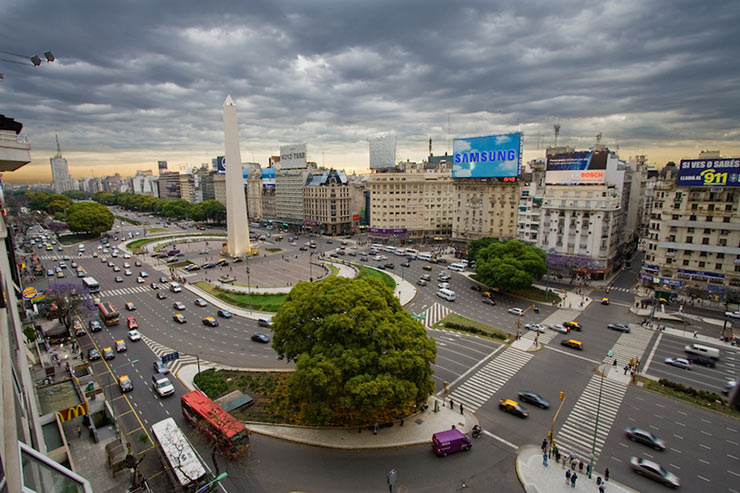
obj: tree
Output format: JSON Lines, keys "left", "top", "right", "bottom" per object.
{"left": 47, "top": 221, "right": 68, "bottom": 234}
{"left": 65, "top": 202, "right": 114, "bottom": 235}
{"left": 160, "top": 199, "right": 191, "bottom": 219}
{"left": 91, "top": 191, "right": 116, "bottom": 205}
{"left": 61, "top": 190, "right": 89, "bottom": 200}
{"left": 45, "top": 282, "right": 95, "bottom": 330}
{"left": 467, "top": 237, "right": 497, "bottom": 262}
{"left": 272, "top": 277, "right": 436, "bottom": 426}
{"left": 474, "top": 239, "right": 548, "bottom": 291}
{"left": 546, "top": 251, "right": 601, "bottom": 284}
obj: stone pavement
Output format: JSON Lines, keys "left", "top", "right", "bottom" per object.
{"left": 517, "top": 445, "right": 637, "bottom": 493}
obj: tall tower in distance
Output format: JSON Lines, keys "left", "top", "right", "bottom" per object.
{"left": 222, "top": 95, "right": 251, "bottom": 257}
{"left": 50, "top": 134, "right": 73, "bottom": 192}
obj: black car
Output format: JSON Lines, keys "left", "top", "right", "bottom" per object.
{"left": 89, "top": 320, "right": 102, "bottom": 332}
{"left": 517, "top": 391, "right": 550, "bottom": 409}
{"left": 686, "top": 354, "right": 716, "bottom": 368}
{"left": 201, "top": 263, "right": 216, "bottom": 269}
{"left": 87, "top": 348, "right": 101, "bottom": 361}
{"left": 384, "top": 263, "right": 394, "bottom": 269}
{"left": 470, "top": 285, "right": 483, "bottom": 291}
{"left": 299, "top": 246, "right": 308, "bottom": 251}
{"left": 251, "top": 333, "right": 271, "bottom": 343}
{"left": 156, "top": 291, "right": 167, "bottom": 299}
{"left": 400, "top": 262, "right": 410, "bottom": 267}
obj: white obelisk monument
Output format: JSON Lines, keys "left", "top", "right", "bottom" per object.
{"left": 223, "top": 95, "right": 251, "bottom": 257}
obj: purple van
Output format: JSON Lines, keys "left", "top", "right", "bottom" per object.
{"left": 432, "top": 429, "right": 472, "bottom": 456}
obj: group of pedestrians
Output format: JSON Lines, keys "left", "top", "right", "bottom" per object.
{"left": 549, "top": 450, "right": 609, "bottom": 490}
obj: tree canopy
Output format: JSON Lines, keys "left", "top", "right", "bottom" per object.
{"left": 45, "top": 282, "right": 95, "bottom": 330}
{"left": 65, "top": 202, "right": 114, "bottom": 235}
{"left": 474, "top": 239, "right": 548, "bottom": 291}
{"left": 271, "top": 277, "right": 437, "bottom": 426}
{"left": 467, "top": 237, "right": 497, "bottom": 262}
{"left": 189, "top": 200, "right": 226, "bottom": 223}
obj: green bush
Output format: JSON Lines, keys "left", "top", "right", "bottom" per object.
{"left": 656, "top": 378, "right": 726, "bottom": 404}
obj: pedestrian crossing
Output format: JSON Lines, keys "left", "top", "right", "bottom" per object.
{"left": 554, "top": 374, "right": 628, "bottom": 463}
{"left": 447, "top": 348, "right": 533, "bottom": 411}
{"left": 423, "top": 302, "right": 451, "bottom": 328}
{"left": 603, "top": 325, "right": 654, "bottom": 383}
{"left": 140, "top": 334, "right": 205, "bottom": 375}
{"left": 83, "top": 286, "right": 151, "bottom": 299}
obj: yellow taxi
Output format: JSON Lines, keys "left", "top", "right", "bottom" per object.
{"left": 202, "top": 316, "right": 219, "bottom": 327}
{"left": 125, "top": 302, "right": 136, "bottom": 311}
{"left": 173, "top": 313, "right": 186, "bottom": 324}
{"left": 560, "top": 339, "right": 583, "bottom": 351}
{"left": 102, "top": 347, "right": 115, "bottom": 360}
{"left": 498, "top": 399, "right": 529, "bottom": 418}
{"left": 115, "top": 339, "right": 127, "bottom": 352}
{"left": 601, "top": 297, "right": 609, "bottom": 305}
{"left": 423, "top": 265, "right": 432, "bottom": 271}
{"left": 563, "top": 321, "right": 582, "bottom": 331}
{"left": 118, "top": 375, "right": 133, "bottom": 393}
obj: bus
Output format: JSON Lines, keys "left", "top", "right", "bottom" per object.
{"left": 96, "top": 300, "right": 120, "bottom": 326}
{"left": 181, "top": 390, "right": 250, "bottom": 459}
{"left": 82, "top": 277, "right": 100, "bottom": 293}
{"left": 151, "top": 418, "right": 208, "bottom": 492}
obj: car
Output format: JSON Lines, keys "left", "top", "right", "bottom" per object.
{"left": 125, "top": 302, "right": 136, "bottom": 311}
{"left": 173, "top": 313, "right": 186, "bottom": 323}
{"left": 723, "top": 380, "right": 737, "bottom": 395}
{"left": 252, "top": 333, "right": 271, "bottom": 343}
{"left": 299, "top": 246, "right": 308, "bottom": 251}
{"left": 258, "top": 318, "right": 273, "bottom": 328}
{"left": 625, "top": 427, "right": 666, "bottom": 450}
{"left": 150, "top": 282, "right": 159, "bottom": 289}
{"left": 376, "top": 263, "right": 385, "bottom": 269}
{"left": 107, "top": 261, "right": 114, "bottom": 267}
{"left": 173, "top": 301, "right": 186, "bottom": 310}
{"left": 118, "top": 375, "right": 134, "bottom": 393}
{"left": 524, "top": 323, "right": 545, "bottom": 333}
{"left": 686, "top": 354, "right": 716, "bottom": 368}
{"left": 71, "top": 262, "right": 78, "bottom": 268}
{"left": 153, "top": 360, "right": 169, "bottom": 374}
{"left": 725, "top": 311, "right": 740, "bottom": 319}
{"left": 115, "top": 339, "right": 127, "bottom": 352}
{"left": 88, "top": 348, "right": 101, "bottom": 360}
{"left": 607, "top": 323, "right": 630, "bottom": 333}
{"left": 113, "top": 266, "right": 121, "bottom": 272}
{"left": 74, "top": 323, "right": 87, "bottom": 337}
{"left": 417, "top": 279, "right": 428, "bottom": 286}
{"left": 480, "top": 297, "right": 495, "bottom": 306}
{"left": 438, "top": 274, "right": 451, "bottom": 282}
{"left": 123, "top": 253, "right": 131, "bottom": 259}
{"left": 156, "top": 291, "right": 167, "bottom": 300}
{"left": 152, "top": 375, "right": 175, "bottom": 397}
{"left": 159, "top": 276, "right": 168, "bottom": 283}
{"left": 92, "top": 252, "right": 98, "bottom": 257}
{"left": 664, "top": 357, "right": 691, "bottom": 370}
{"left": 547, "top": 324, "right": 569, "bottom": 333}
{"left": 384, "top": 263, "right": 394, "bottom": 269}
{"left": 89, "top": 320, "right": 102, "bottom": 332}
{"left": 561, "top": 339, "right": 583, "bottom": 350}
{"left": 140, "top": 271, "right": 149, "bottom": 278}
{"left": 134, "top": 261, "right": 142, "bottom": 267}
{"left": 508, "top": 308, "right": 523, "bottom": 316}
{"left": 194, "top": 298, "right": 207, "bottom": 307}
{"left": 423, "top": 265, "right": 432, "bottom": 271}
{"left": 124, "top": 269, "right": 132, "bottom": 276}
{"left": 498, "top": 399, "right": 529, "bottom": 418}
{"left": 601, "top": 297, "right": 609, "bottom": 305}
{"left": 103, "top": 347, "right": 115, "bottom": 360}
{"left": 128, "top": 330, "right": 141, "bottom": 341}
{"left": 563, "top": 321, "right": 582, "bottom": 331}
{"left": 126, "top": 317, "right": 138, "bottom": 329}
{"left": 326, "top": 240, "right": 333, "bottom": 244}
{"left": 359, "top": 256, "right": 368, "bottom": 261}
{"left": 216, "top": 309, "right": 232, "bottom": 318}
{"left": 100, "top": 256, "right": 108, "bottom": 263}
{"left": 47, "top": 268, "right": 55, "bottom": 276}
{"left": 56, "top": 271, "right": 64, "bottom": 278}
{"left": 136, "top": 276, "right": 145, "bottom": 283}
{"left": 438, "top": 282, "right": 450, "bottom": 289}
{"left": 629, "top": 457, "right": 679, "bottom": 488}
{"left": 518, "top": 391, "right": 550, "bottom": 409}
{"left": 202, "top": 316, "right": 219, "bottom": 327}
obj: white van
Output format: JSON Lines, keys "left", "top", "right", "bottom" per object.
{"left": 384, "top": 246, "right": 397, "bottom": 254}
{"left": 169, "top": 282, "right": 182, "bottom": 293}
{"left": 405, "top": 249, "right": 418, "bottom": 259}
{"left": 449, "top": 263, "right": 466, "bottom": 272}
{"left": 684, "top": 343, "right": 720, "bottom": 360}
{"left": 371, "top": 244, "right": 383, "bottom": 251}
{"left": 394, "top": 248, "right": 406, "bottom": 256}
{"left": 459, "top": 259, "right": 469, "bottom": 267}
{"left": 436, "top": 288, "right": 456, "bottom": 301}
{"left": 418, "top": 252, "right": 433, "bottom": 261}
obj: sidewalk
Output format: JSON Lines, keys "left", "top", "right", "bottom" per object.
{"left": 517, "top": 445, "right": 637, "bottom": 493}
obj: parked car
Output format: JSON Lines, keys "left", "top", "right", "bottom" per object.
{"left": 629, "top": 457, "right": 679, "bottom": 488}
{"left": 625, "top": 427, "right": 666, "bottom": 450}
{"left": 518, "top": 391, "right": 550, "bottom": 409}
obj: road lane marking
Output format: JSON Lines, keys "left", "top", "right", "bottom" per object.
{"left": 699, "top": 458, "right": 710, "bottom": 465}
{"left": 677, "top": 410, "right": 687, "bottom": 415}
{"left": 673, "top": 434, "right": 684, "bottom": 440}
{"left": 728, "top": 439, "right": 739, "bottom": 445}
{"left": 675, "top": 422, "right": 686, "bottom": 427}
{"left": 543, "top": 345, "right": 601, "bottom": 364}
{"left": 670, "top": 448, "right": 681, "bottom": 454}
{"left": 728, "top": 454, "right": 739, "bottom": 460}
{"left": 701, "top": 430, "right": 712, "bottom": 436}
{"left": 699, "top": 443, "right": 711, "bottom": 450}
{"left": 697, "top": 475, "right": 710, "bottom": 482}
{"left": 701, "top": 418, "right": 711, "bottom": 423}
{"left": 729, "top": 470, "right": 740, "bottom": 479}
{"left": 482, "top": 429, "right": 517, "bottom": 449}
{"left": 669, "top": 463, "right": 681, "bottom": 470}
{"left": 728, "top": 427, "right": 737, "bottom": 432}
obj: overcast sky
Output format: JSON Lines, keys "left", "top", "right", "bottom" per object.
{"left": 2, "top": 0, "right": 739, "bottom": 183}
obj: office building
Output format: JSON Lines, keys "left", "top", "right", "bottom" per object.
{"left": 179, "top": 172, "right": 196, "bottom": 203}
{"left": 303, "top": 169, "right": 353, "bottom": 234}
{"left": 49, "top": 134, "right": 74, "bottom": 193}
{"left": 245, "top": 163, "right": 263, "bottom": 220}
{"left": 275, "top": 168, "right": 312, "bottom": 226}
{"left": 157, "top": 171, "right": 181, "bottom": 200}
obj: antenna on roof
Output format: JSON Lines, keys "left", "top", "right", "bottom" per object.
{"left": 554, "top": 123, "right": 560, "bottom": 147}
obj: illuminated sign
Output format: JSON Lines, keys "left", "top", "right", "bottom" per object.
{"left": 545, "top": 151, "right": 608, "bottom": 184}
{"left": 452, "top": 133, "right": 522, "bottom": 178}
{"left": 677, "top": 158, "right": 740, "bottom": 187}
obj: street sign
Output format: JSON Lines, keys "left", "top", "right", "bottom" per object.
{"left": 607, "top": 349, "right": 614, "bottom": 358}
{"left": 162, "top": 351, "right": 180, "bottom": 363}
{"left": 387, "top": 469, "right": 397, "bottom": 485}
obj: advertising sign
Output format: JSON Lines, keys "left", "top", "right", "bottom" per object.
{"left": 279, "top": 144, "right": 307, "bottom": 170}
{"left": 216, "top": 156, "right": 226, "bottom": 174}
{"left": 157, "top": 160, "right": 168, "bottom": 171}
{"left": 369, "top": 135, "right": 397, "bottom": 169}
{"left": 677, "top": 158, "right": 740, "bottom": 187}
{"left": 452, "top": 133, "right": 522, "bottom": 178}
{"left": 56, "top": 402, "right": 89, "bottom": 422}
{"left": 545, "top": 151, "right": 608, "bottom": 184}
{"left": 23, "top": 287, "right": 38, "bottom": 299}
{"left": 262, "top": 167, "right": 275, "bottom": 189}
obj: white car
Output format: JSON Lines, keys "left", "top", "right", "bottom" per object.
{"left": 152, "top": 376, "right": 175, "bottom": 397}
{"left": 374, "top": 255, "right": 383, "bottom": 261}
{"left": 438, "top": 282, "right": 450, "bottom": 289}
{"left": 725, "top": 311, "right": 740, "bottom": 319}
{"left": 136, "top": 276, "right": 145, "bottom": 283}
{"left": 140, "top": 271, "right": 148, "bottom": 278}
{"left": 524, "top": 323, "right": 545, "bottom": 333}
{"left": 548, "top": 324, "right": 569, "bottom": 334}
{"left": 124, "top": 269, "right": 132, "bottom": 276}
{"left": 128, "top": 330, "right": 141, "bottom": 341}
{"left": 123, "top": 253, "right": 131, "bottom": 259}
{"left": 123, "top": 262, "right": 131, "bottom": 268}
{"left": 665, "top": 357, "right": 691, "bottom": 370}
{"left": 508, "top": 308, "right": 524, "bottom": 316}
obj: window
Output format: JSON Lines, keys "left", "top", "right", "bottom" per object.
{"left": 702, "top": 238, "right": 710, "bottom": 245}
{"left": 716, "top": 263, "right": 723, "bottom": 270}
{"left": 683, "top": 259, "right": 690, "bottom": 266}
{"left": 690, "top": 215, "right": 697, "bottom": 221}
{"left": 699, "top": 261, "right": 706, "bottom": 268}
{"left": 704, "top": 228, "right": 711, "bottom": 234}
{"left": 688, "top": 227, "right": 695, "bottom": 233}
{"left": 686, "top": 236, "right": 693, "bottom": 243}
{"left": 691, "top": 203, "right": 698, "bottom": 210}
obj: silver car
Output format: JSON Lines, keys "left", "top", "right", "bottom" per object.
{"left": 629, "top": 457, "right": 679, "bottom": 488}
{"left": 664, "top": 357, "right": 691, "bottom": 370}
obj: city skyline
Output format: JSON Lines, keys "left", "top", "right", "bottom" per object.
{"left": 2, "top": 0, "right": 739, "bottom": 184}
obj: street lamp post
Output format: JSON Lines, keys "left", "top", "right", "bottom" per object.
{"left": 195, "top": 472, "right": 228, "bottom": 493}
{"left": 588, "top": 352, "right": 612, "bottom": 479}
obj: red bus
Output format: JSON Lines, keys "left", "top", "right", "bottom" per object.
{"left": 181, "top": 390, "right": 249, "bottom": 459}
{"left": 97, "top": 300, "right": 120, "bottom": 326}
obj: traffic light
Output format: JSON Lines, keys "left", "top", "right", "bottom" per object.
{"left": 560, "top": 391, "right": 565, "bottom": 401}
{"left": 547, "top": 431, "right": 552, "bottom": 441}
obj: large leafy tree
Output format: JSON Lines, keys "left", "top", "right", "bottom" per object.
{"left": 467, "top": 237, "right": 497, "bottom": 262}
{"left": 91, "top": 191, "right": 116, "bottom": 205}
{"left": 475, "top": 239, "right": 548, "bottom": 291}
{"left": 61, "top": 190, "right": 89, "bottom": 200}
{"left": 160, "top": 199, "right": 191, "bottom": 219}
{"left": 45, "top": 282, "right": 95, "bottom": 330}
{"left": 65, "top": 202, "right": 114, "bottom": 235}
{"left": 272, "top": 277, "right": 437, "bottom": 426}
{"left": 189, "top": 200, "right": 226, "bottom": 223}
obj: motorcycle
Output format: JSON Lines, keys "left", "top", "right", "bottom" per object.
{"left": 471, "top": 426, "right": 482, "bottom": 438}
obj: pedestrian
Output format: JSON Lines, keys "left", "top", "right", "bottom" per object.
{"left": 77, "top": 425, "right": 81, "bottom": 438}
{"left": 605, "top": 467, "right": 609, "bottom": 481}
{"left": 541, "top": 439, "right": 548, "bottom": 452}
{"left": 460, "top": 402, "right": 464, "bottom": 415}
{"left": 543, "top": 452, "right": 548, "bottom": 467}
{"left": 612, "top": 358, "right": 617, "bottom": 368}
{"left": 693, "top": 330, "right": 698, "bottom": 338}
{"left": 565, "top": 469, "right": 571, "bottom": 484}
{"left": 450, "top": 398, "right": 454, "bottom": 409}
{"left": 571, "top": 472, "right": 577, "bottom": 488}
{"left": 623, "top": 365, "right": 629, "bottom": 375}
{"left": 571, "top": 460, "right": 576, "bottom": 471}
{"left": 579, "top": 460, "right": 584, "bottom": 471}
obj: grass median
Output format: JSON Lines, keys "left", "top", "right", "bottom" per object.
{"left": 194, "top": 281, "right": 288, "bottom": 312}
{"left": 642, "top": 378, "right": 740, "bottom": 419}
{"left": 434, "top": 312, "right": 514, "bottom": 342}
{"left": 126, "top": 233, "right": 226, "bottom": 253}
{"left": 356, "top": 265, "right": 395, "bottom": 292}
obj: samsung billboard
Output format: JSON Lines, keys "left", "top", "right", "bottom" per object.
{"left": 677, "top": 158, "right": 740, "bottom": 187}
{"left": 545, "top": 151, "right": 608, "bottom": 185}
{"left": 279, "top": 144, "right": 307, "bottom": 170}
{"left": 452, "top": 133, "right": 522, "bottom": 179}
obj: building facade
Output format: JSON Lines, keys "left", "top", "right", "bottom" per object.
{"left": 517, "top": 159, "right": 547, "bottom": 244}
{"left": 275, "top": 168, "right": 310, "bottom": 225}
{"left": 178, "top": 173, "right": 196, "bottom": 203}
{"left": 49, "top": 135, "right": 74, "bottom": 193}
{"left": 245, "top": 163, "right": 263, "bottom": 220}
{"left": 157, "top": 171, "right": 181, "bottom": 200}
{"left": 131, "top": 170, "right": 158, "bottom": 196}
{"left": 452, "top": 179, "right": 520, "bottom": 243}
{"left": 303, "top": 169, "right": 353, "bottom": 234}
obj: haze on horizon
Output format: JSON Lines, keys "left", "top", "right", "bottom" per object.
{"left": 2, "top": 0, "right": 739, "bottom": 184}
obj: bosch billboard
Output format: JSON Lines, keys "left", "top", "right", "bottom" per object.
{"left": 677, "top": 158, "right": 740, "bottom": 187}
{"left": 545, "top": 151, "right": 608, "bottom": 185}
{"left": 452, "top": 133, "right": 522, "bottom": 179}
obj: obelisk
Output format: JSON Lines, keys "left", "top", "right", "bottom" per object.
{"left": 223, "top": 95, "right": 250, "bottom": 257}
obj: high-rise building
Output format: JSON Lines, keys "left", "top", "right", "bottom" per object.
{"left": 275, "top": 168, "right": 312, "bottom": 226}
{"left": 157, "top": 171, "right": 181, "bottom": 200}
{"left": 49, "top": 134, "right": 73, "bottom": 193}
{"left": 179, "top": 173, "right": 196, "bottom": 203}
{"left": 517, "top": 159, "right": 547, "bottom": 244}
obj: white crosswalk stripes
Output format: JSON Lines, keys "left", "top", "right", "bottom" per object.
{"left": 423, "top": 302, "right": 451, "bottom": 328}
{"left": 80, "top": 285, "right": 151, "bottom": 300}
{"left": 554, "top": 374, "right": 628, "bottom": 462}
{"left": 140, "top": 334, "right": 203, "bottom": 375}
{"left": 447, "top": 348, "right": 533, "bottom": 411}
{"left": 603, "top": 325, "right": 654, "bottom": 383}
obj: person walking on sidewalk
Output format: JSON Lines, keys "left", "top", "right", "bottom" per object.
{"left": 565, "top": 469, "right": 571, "bottom": 485}
{"left": 77, "top": 425, "right": 81, "bottom": 438}
{"left": 450, "top": 398, "right": 454, "bottom": 409}
{"left": 570, "top": 472, "right": 577, "bottom": 488}
{"left": 599, "top": 483, "right": 606, "bottom": 493}
{"left": 605, "top": 467, "right": 609, "bottom": 481}
{"left": 542, "top": 452, "right": 548, "bottom": 467}
{"left": 541, "top": 438, "right": 547, "bottom": 453}
{"left": 459, "top": 402, "right": 464, "bottom": 415}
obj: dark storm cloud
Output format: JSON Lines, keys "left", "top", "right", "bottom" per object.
{"left": 1, "top": 0, "right": 739, "bottom": 167}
